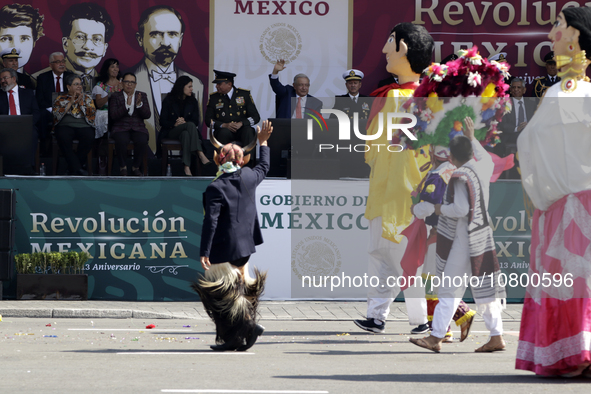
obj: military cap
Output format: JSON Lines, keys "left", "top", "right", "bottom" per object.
{"left": 489, "top": 52, "right": 507, "bottom": 63}
{"left": 544, "top": 51, "right": 556, "bottom": 64}
{"left": 0, "top": 48, "right": 21, "bottom": 59}
{"left": 343, "top": 69, "right": 364, "bottom": 81}
{"left": 213, "top": 70, "right": 236, "bottom": 84}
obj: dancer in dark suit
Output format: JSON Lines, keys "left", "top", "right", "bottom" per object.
{"left": 193, "top": 120, "right": 273, "bottom": 352}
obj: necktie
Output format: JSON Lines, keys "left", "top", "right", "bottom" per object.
{"left": 353, "top": 96, "right": 357, "bottom": 103}
{"left": 517, "top": 101, "right": 525, "bottom": 128}
{"left": 9, "top": 90, "right": 17, "bottom": 115}
{"left": 551, "top": 77, "right": 555, "bottom": 84}
{"left": 56, "top": 76, "right": 61, "bottom": 92}
{"left": 296, "top": 97, "right": 302, "bottom": 119}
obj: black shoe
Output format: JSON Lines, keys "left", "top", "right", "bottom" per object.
{"left": 354, "top": 318, "right": 385, "bottom": 333}
{"left": 237, "top": 324, "right": 265, "bottom": 351}
{"left": 410, "top": 323, "right": 430, "bottom": 335}
{"left": 210, "top": 341, "right": 241, "bottom": 351}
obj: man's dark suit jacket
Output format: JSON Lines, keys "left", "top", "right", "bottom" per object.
{"left": 498, "top": 97, "right": 538, "bottom": 147}
{"left": 200, "top": 145, "right": 270, "bottom": 263}
{"left": 35, "top": 71, "right": 73, "bottom": 110}
{"left": 108, "top": 91, "right": 151, "bottom": 135}
{"left": 16, "top": 72, "right": 34, "bottom": 90}
{"left": 269, "top": 75, "right": 322, "bottom": 119}
{"left": 0, "top": 87, "right": 40, "bottom": 126}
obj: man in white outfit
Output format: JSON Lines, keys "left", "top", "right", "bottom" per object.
{"left": 410, "top": 116, "right": 506, "bottom": 352}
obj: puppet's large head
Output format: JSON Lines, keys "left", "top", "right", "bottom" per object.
{"left": 382, "top": 23, "right": 433, "bottom": 77}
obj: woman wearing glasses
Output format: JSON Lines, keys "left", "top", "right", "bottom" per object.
{"left": 52, "top": 74, "right": 96, "bottom": 176}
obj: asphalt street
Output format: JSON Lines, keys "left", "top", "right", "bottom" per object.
{"left": 0, "top": 303, "right": 589, "bottom": 393}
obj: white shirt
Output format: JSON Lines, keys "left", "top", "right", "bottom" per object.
{"left": 512, "top": 97, "right": 527, "bottom": 132}
{"left": 53, "top": 72, "right": 64, "bottom": 92}
{"left": 147, "top": 60, "right": 175, "bottom": 114}
{"left": 349, "top": 93, "right": 359, "bottom": 102}
{"left": 6, "top": 87, "right": 20, "bottom": 115}
{"left": 226, "top": 87, "right": 234, "bottom": 100}
{"left": 122, "top": 90, "right": 142, "bottom": 116}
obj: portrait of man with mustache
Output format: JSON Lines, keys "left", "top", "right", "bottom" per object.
{"left": 128, "top": 5, "right": 204, "bottom": 153}
{"left": 33, "top": 3, "right": 113, "bottom": 93}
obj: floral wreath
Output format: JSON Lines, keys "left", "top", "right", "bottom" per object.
{"left": 397, "top": 46, "right": 512, "bottom": 149}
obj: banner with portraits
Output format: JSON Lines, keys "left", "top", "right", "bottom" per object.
{"left": 1, "top": 0, "right": 585, "bottom": 144}
{"left": 0, "top": 0, "right": 208, "bottom": 152}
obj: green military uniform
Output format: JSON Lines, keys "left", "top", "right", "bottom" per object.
{"left": 205, "top": 70, "right": 260, "bottom": 147}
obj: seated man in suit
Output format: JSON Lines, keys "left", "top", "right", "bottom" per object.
{"left": 269, "top": 59, "right": 322, "bottom": 119}
{"left": 0, "top": 48, "right": 34, "bottom": 89}
{"left": 108, "top": 72, "right": 151, "bottom": 176}
{"left": 333, "top": 69, "right": 370, "bottom": 120}
{"left": 35, "top": 52, "right": 72, "bottom": 154}
{"left": 498, "top": 77, "right": 537, "bottom": 179}
{"left": 204, "top": 70, "right": 260, "bottom": 147}
{"left": 0, "top": 67, "right": 40, "bottom": 173}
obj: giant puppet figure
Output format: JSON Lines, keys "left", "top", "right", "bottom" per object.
{"left": 516, "top": 6, "right": 591, "bottom": 377}
{"left": 353, "top": 23, "right": 433, "bottom": 334}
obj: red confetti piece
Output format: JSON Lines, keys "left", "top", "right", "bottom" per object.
{"left": 46, "top": 324, "right": 51, "bottom": 327}
{"left": 145, "top": 324, "right": 155, "bottom": 329}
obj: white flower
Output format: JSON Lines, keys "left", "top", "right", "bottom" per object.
{"left": 467, "top": 72, "right": 481, "bottom": 87}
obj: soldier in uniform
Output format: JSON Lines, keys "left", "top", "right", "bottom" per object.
{"left": 205, "top": 70, "right": 260, "bottom": 147}
{"left": 0, "top": 48, "right": 34, "bottom": 90}
{"left": 332, "top": 69, "right": 370, "bottom": 120}
{"left": 533, "top": 51, "right": 560, "bottom": 98}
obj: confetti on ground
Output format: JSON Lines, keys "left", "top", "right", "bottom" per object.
{"left": 45, "top": 324, "right": 51, "bottom": 327}
{"left": 185, "top": 337, "right": 199, "bottom": 339}
{"left": 43, "top": 335, "right": 57, "bottom": 338}
{"left": 145, "top": 324, "right": 156, "bottom": 329}
{"left": 183, "top": 325, "right": 191, "bottom": 327}
{"left": 336, "top": 333, "right": 350, "bottom": 336}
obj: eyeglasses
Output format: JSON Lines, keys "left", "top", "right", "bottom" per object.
{"left": 70, "top": 83, "right": 82, "bottom": 87}
{"left": 0, "top": 76, "right": 14, "bottom": 81}
{"left": 69, "top": 33, "right": 105, "bottom": 47}
{"left": 122, "top": 81, "right": 137, "bottom": 85}
{"left": 51, "top": 60, "right": 66, "bottom": 64}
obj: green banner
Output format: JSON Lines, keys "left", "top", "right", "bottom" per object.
{"left": 0, "top": 178, "right": 532, "bottom": 301}
{"left": 1, "top": 177, "right": 209, "bottom": 301}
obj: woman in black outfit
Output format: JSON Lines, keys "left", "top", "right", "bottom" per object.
{"left": 160, "top": 76, "right": 210, "bottom": 176}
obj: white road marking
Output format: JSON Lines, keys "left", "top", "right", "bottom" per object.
{"left": 161, "top": 390, "right": 329, "bottom": 393}
{"left": 118, "top": 352, "right": 255, "bottom": 355}
{"left": 450, "top": 330, "right": 519, "bottom": 334}
{"left": 68, "top": 329, "right": 192, "bottom": 332}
